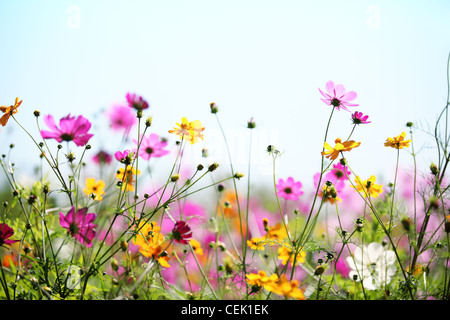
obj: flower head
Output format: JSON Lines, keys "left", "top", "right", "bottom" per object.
{"left": 352, "top": 175, "right": 383, "bottom": 198}
{"left": 351, "top": 111, "right": 371, "bottom": 124}
{"left": 114, "top": 150, "right": 134, "bottom": 165}
{"left": 171, "top": 221, "right": 192, "bottom": 245}
{"left": 319, "top": 81, "right": 358, "bottom": 112}
{"left": 133, "top": 221, "right": 170, "bottom": 268}
{"left": 40, "top": 114, "right": 94, "bottom": 147}
{"left": 276, "top": 177, "right": 303, "bottom": 201}
{"left": 278, "top": 245, "right": 306, "bottom": 266}
{"left": 384, "top": 132, "right": 411, "bottom": 149}
{"left": 169, "top": 117, "right": 205, "bottom": 144}
{"left": 246, "top": 270, "right": 279, "bottom": 291}
{"left": 106, "top": 105, "right": 137, "bottom": 132}
{"left": 126, "top": 92, "right": 149, "bottom": 111}
{"left": 266, "top": 274, "right": 305, "bottom": 300}
{"left": 59, "top": 207, "right": 97, "bottom": 247}
{"left": 322, "top": 138, "right": 361, "bottom": 160}
{"left": 0, "top": 223, "right": 19, "bottom": 247}
{"left": 116, "top": 165, "right": 140, "bottom": 192}
{"left": 83, "top": 178, "right": 105, "bottom": 201}
{"left": 0, "top": 97, "right": 22, "bottom": 127}
{"left": 346, "top": 242, "right": 396, "bottom": 290}
{"left": 92, "top": 150, "right": 112, "bottom": 165}
{"left": 134, "top": 133, "right": 170, "bottom": 161}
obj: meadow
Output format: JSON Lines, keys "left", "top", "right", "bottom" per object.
{"left": 1, "top": 63, "right": 450, "bottom": 302}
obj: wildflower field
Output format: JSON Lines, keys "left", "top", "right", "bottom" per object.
{"left": 1, "top": 52, "right": 450, "bottom": 306}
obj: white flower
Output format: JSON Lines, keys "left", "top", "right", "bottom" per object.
{"left": 346, "top": 242, "right": 397, "bottom": 290}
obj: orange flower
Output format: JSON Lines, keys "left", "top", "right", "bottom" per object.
{"left": 278, "top": 245, "right": 306, "bottom": 266}
{"left": 322, "top": 138, "right": 361, "bottom": 160}
{"left": 83, "top": 178, "right": 105, "bottom": 201}
{"left": 116, "top": 165, "right": 140, "bottom": 192}
{"left": 133, "top": 221, "right": 171, "bottom": 268}
{"left": 384, "top": 132, "right": 411, "bottom": 149}
{"left": 0, "top": 97, "right": 22, "bottom": 126}
{"left": 266, "top": 274, "right": 305, "bottom": 300}
{"left": 246, "top": 270, "right": 279, "bottom": 291}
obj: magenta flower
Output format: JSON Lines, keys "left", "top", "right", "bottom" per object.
{"left": 318, "top": 81, "right": 359, "bottom": 112}
{"left": 171, "top": 221, "right": 192, "bottom": 245}
{"left": 133, "top": 133, "right": 170, "bottom": 161}
{"left": 40, "top": 114, "right": 94, "bottom": 147}
{"left": 92, "top": 150, "right": 112, "bottom": 165}
{"left": 106, "top": 105, "right": 137, "bottom": 132}
{"left": 0, "top": 223, "right": 19, "bottom": 247}
{"left": 114, "top": 149, "right": 134, "bottom": 165}
{"left": 126, "top": 93, "right": 149, "bottom": 111}
{"left": 276, "top": 177, "right": 304, "bottom": 201}
{"left": 59, "top": 206, "right": 97, "bottom": 247}
{"left": 324, "top": 163, "right": 351, "bottom": 190}
{"left": 351, "top": 111, "right": 371, "bottom": 124}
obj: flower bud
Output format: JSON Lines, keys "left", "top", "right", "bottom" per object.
{"left": 247, "top": 117, "right": 256, "bottom": 129}
{"left": 314, "top": 265, "right": 325, "bottom": 276}
{"left": 171, "top": 174, "right": 180, "bottom": 182}
{"left": 120, "top": 240, "right": 128, "bottom": 252}
{"left": 445, "top": 215, "right": 450, "bottom": 234}
{"left": 34, "top": 110, "right": 40, "bottom": 117}
{"left": 234, "top": 172, "right": 244, "bottom": 180}
{"left": 145, "top": 116, "right": 153, "bottom": 127}
{"left": 430, "top": 163, "right": 439, "bottom": 176}
{"left": 197, "top": 164, "right": 204, "bottom": 171}
{"left": 208, "top": 163, "right": 219, "bottom": 172}
{"left": 210, "top": 102, "right": 219, "bottom": 113}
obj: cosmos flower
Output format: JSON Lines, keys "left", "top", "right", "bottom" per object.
{"left": 278, "top": 245, "right": 306, "bottom": 266}
{"left": 83, "top": 178, "right": 105, "bottom": 201}
{"left": 0, "top": 97, "right": 22, "bottom": 127}
{"left": 169, "top": 117, "right": 205, "bottom": 144}
{"left": 319, "top": 81, "right": 359, "bottom": 112}
{"left": 134, "top": 133, "right": 170, "bottom": 160}
{"left": 106, "top": 105, "right": 137, "bottom": 132}
{"left": 0, "top": 223, "right": 19, "bottom": 247}
{"left": 133, "top": 221, "right": 170, "bottom": 268}
{"left": 40, "top": 114, "right": 94, "bottom": 147}
{"left": 92, "top": 150, "right": 112, "bottom": 165}
{"left": 266, "top": 274, "right": 305, "bottom": 300}
{"left": 384, "top": 132, "right": 411, "bottom": 149}
{"left": 276, "top": 177, "right": 303, "bottom": 201}
{"left": 126, "top": 92, "right": 149, "bottom": 111}
{"left": 352, "top": 175, "right": 383, "bottom": 198}
{"left": 351, "top": 111, "right": 371, "bottom": 125}
{"left": 171, "top": 221, "right": 192, "bottom": 245}
{"left": 322, "top": 138, "right": 361, "bottom": 160}
{"left": 346, "top": 242, "right": 397, "bottom": 290}
{"left": 246, "top": 270, "right": 279, "bottom": 291}
{"left": 114, "top": 150, "right": 134, "bottom": 165}
{"left": 116, "top": 165, "right": 140, "bottom": 192}
{"left": 59, "top": 207, "right": 97, "bottom": 247}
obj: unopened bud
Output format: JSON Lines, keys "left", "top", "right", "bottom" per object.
{"left": 430, "top": 163, "right": 439, "bottom": 176}
{"left": 208, "top": 163, "right": 219, "bottom": 172}
{"left": 210, "top": 102, "right": 219, "bottom": 113}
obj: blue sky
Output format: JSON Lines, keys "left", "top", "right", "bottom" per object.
{"left": 1, "top": 0, "right": 450, "bottom": 191}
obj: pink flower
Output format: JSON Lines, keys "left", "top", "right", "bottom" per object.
{"left": 0, "top": 223, "right": 19, "bottom": 247}
{"left": 59, "top": 206, "right": 97, "bottom": 247}
{"left": 351, "top": 111, "right": 371, "bottom": 124}
{"left": 40, "top": 114, "right": 94, "bottom": 146}
{"left": 172, "top": 221, "right": 192, "bottom": 245}
{"left": 106, "top": 105, "right": 137, "bottom": 132}
{"left": 324, "top": 163, "right": 351, "bottom": 190}
{"left": 126, "top": 92, "right": 149, "bottom": 111}
{"left": 92, "top": 150, "right": 112, "bottom": 165}
{"left": 276, "top": 177, "right": 304, "bottom": 201}
{"left": 114, "top": 149, "right": 134, "bottom": 165}
{"left": 318, "top": 81, "right": 358, "bottom": 112}
{"left": 133, "top": 133, "right": 170, "bottom": 161}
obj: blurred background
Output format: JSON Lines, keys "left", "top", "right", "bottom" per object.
{"left": 1, "top": 0, "right": 449, "bottom": 196}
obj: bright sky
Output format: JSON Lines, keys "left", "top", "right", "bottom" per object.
{"left": 1, "top": 0, "right": 450, "bottom": 193}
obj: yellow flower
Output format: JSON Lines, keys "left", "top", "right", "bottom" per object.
{"left": 384, "top": 132, "right": 411, "bottom": 149}
{"left": 116, "top": 165, "right": 141, "bottom": 192}
{"left": 322, "top": 138, "right": 361, "bottom": 160}
{"left": 247, "top": 237, "right": 267, "bottom": 250}
{"left": 83, "top": 178, "right": 105, "bottom": 201}
{"left": 352, "top": 175, "right": 383, "bottom": 198}
{"left": 0, "top": 97, "right": 22, "bottom": 127}
{"left": 266, "top": 274, "right": 305, "bottom": 300}
{"left": 168, "top": 117, "right": 205, "bottom": 144}
{"left": 266, "top": 223, "right": 288, "bottom": 241}
{"left": 278, "top": 245, "right": 306, "bottom": 266}
{"left": 320, "top": 183, "right": 341, "bottom": 204}
{"left": 246, "top": 270, "right": 279, "bottom": 291}
{"left": 189, "top": 239, "right": 204, "bottom": 255}
{"left": 133, "top": 221, "right": 171, "bottom": 268}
